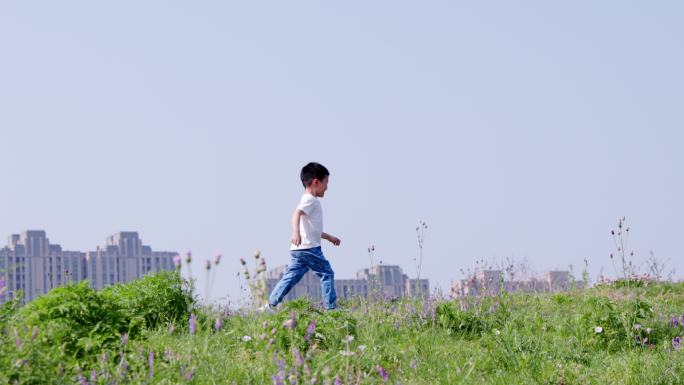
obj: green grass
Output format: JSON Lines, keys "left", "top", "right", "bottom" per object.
{"left": 2, "top": 273, "right": 684, "bottom": 384}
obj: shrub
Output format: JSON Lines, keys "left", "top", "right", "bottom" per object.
{"left": 435, "top": 301, "right": 487, "bottom": 337}
{"left": 18, "top": 281, "right": 126, "bottom": 358}
{"left": 101, "top": 271, "right": 192, "bottom": 335}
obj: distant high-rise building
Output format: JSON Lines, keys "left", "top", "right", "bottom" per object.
{"left": 450, "top": 269, "right": 584, "bottom": 298}
{"left": 263, "top": 264, "right": 429, "bottom": 304}
{"left": 0, "top": 230, "right": 177, "bottom": 303}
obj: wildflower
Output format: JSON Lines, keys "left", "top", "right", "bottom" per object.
{"left": 494, "top": 329, "right": 501, "bottom": 336}
{"left": 260, "top": 333, "right": 268, "bottom": 339}
{"left": 673, "top": 336, "right": 681, "bottom": 350}
{"left": 189, "top": 313, "right": 197, "bottom": 335}
{"left": 205, "top": 260, "right": 211, "bottom": 271}
{"left": 242, "top": 335, "right": 252, "bottom": 342}
{"left": 376, "top": 365, "right": 389, "bottom": 382}
{"left": 293, "top": 348, "right": 304, "bottom": 366}
{"left": 120, "top": 357, "right": 128, "bottom": 376}
{"left": 254, "top": 250, "right": 261, "bottom": 259}
{"left": 305, "top": 319, "right": 317, "bottom": 342}
{"left": 215, "top": 317, "right": 223, "bottom": 332}
{"left": 594, "top": 326, "right": 603, "bottom": 334}
{"left": 269, "top": 338, "right": 275, "bottom": 345}
{"left": 334, "top": 377, "right": 342, "bottom": 385}
{"left": 31, "top": 326, "right": 39, "bottom": 341}
{"left": 283, "top": 312, "right": 297, "bottom": 330}
{"left": 634, "top": 324, "right": 642, "bottom": 330}
{"left": 173, "top": 255, "right": 181, "bottom": 268}
{"left": 120, "top": 333, "right": 128, "bottom": 346}
{"left": 262, "top": 321, "right": 269, "bottom": 329}
{"left": 646, "top": 327, "right": 652, "bottom": 334}
{"left": 214, "top": 253, "right": 222, "bottom": 265}
{"left": 271, "top": 327, "right": 277, "bottom": 335}
{"left": 358, "top": 345, "right": 367, "bottom": 352}
{"left": 272, "top": 375, "right": 285, "bottom": 385}
{"left": 148, "top": 351, "right": 154, "bottom": 378}
{"left": 339, "top": 350, "right": 355, "bottom": 356}
{"left": 185, "top": 251, "right": 192, "bottom": 264}
{"left": 77, "top": 372, "right": 90, "bottom": 385}
{"left": 670, "top": 316, "right": 680, "bottom": 327}
{"left": 90, "top": 370, "right": 97, "bottom": 382}
{"left": 183, "top": 367, "right": 195, "bottom": 380}
{"left": 343, "top": 335, "right": 354, "bottom": 343}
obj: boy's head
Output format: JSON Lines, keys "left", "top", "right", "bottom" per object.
{"left": 300, "top": 162, "right": 329, "bottom": 197}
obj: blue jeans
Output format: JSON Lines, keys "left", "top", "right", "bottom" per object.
{"left": 268, "top": 247, "right": 337, "bottom": 310}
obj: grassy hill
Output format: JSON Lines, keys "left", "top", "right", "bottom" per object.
{"left": 2, "top": 272, "right": 684, "bottom": 384}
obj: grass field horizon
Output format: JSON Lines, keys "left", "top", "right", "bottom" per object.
{"left": 2, "top": 264, "right": 684, "bottom": 384}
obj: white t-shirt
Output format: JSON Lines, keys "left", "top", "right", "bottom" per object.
{"left": 291, "top": 193, "right": 323, "bottom": 250}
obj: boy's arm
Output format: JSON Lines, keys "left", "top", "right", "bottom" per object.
{"left": 291, "top": 209, "right": 304, "bottom": 246}
{"left": 322, "top": 232, "right": 341, "bottom": 246}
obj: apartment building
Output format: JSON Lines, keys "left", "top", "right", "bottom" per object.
{"left": 0, "top": 230, "right": 177, "bottom": 303}
{"left": 264, "top": 264, "right": 430, "bottom": 304}
{"left": 450, "top": 269, "right": 585, "bottom": 297}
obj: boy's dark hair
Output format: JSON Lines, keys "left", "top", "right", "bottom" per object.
{"left": 300, "top": 162, "right": 329, "bottom": 187}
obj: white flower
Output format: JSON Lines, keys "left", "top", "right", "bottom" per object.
{"left": 494, "top": 329, "right": 501, "bottom": 336}
{"left": 594, "top": 326, "right": 603, "bottom": 334}
{"left": 634, "top": 324, "right": 642, "bottom": 330}
{"left": 646, "top": 327, "right": 652, "bottom": 334}
{"left": 342, "top": 335, "right": 354, "bottom": 343}
{"left": 339, "top": 351, "right": 356, "bottom": 356}
{"left": 242, "top": 335, "right": 252, "bottom": 342}
{"left": 358, "top": 345, "right": 367, "bottom": 352}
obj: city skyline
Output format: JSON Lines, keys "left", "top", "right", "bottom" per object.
{"left": 0, "top": 230, "right": 177, "bottom": 303}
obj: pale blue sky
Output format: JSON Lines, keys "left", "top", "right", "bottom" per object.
{"left": 1, "top": 1, "right": 682, "bottom": 304}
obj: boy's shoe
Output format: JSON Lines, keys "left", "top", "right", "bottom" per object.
{"left": 258, "top": 303, "right": 277, "bottom": 313}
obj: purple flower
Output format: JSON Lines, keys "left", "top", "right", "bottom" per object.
{"left": 183, "top": 367, "right": 195, "bottom": 380}
{"left": 120, "top": 333, "right": 128, "bottom": 346}
{"left": 293, "top": 348, "right": 304, "bottom": 367}
{"left": 77, "top": 373, "right": 90, "bottom": 385}
{"left": 674, "top": 336, "right": 682, "bottom": 350}
{"left": 148, "top": 351, "right": 154, "bottom": 378}
{"left": 272, "top": 375, "right": 285, "bottom": 385}
{"left": 189, "top": 313, "right": 197, "bottom": 335}
{"left": 376, "top": 365, "right": 389, "bottom": 382}
{"left": 31, "top": 326, "right": 39, "bottom": 341}
{"left": 283, "top": 312, "right": 298, "bottom": 330}
{"left": 670, "top": 316, "right": 680, "bottom": 327}
{"left": 334, "top": 377, "right": 342, "bottom": 385}
{"left": 173, "top": 255, "right": 182, "bottom": 268}
{"left": 305, "top": 319, "right": 317, "bottom": 342}
{"left": 120, "top": 357, "right": 128, "bottom": 377}
{"left": 214, "top": 317, "right": 223, "bottom": 332}
{"left": 90, "top": 370, "right": 97, "bottom": 382}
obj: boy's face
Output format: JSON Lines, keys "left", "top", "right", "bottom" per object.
{"left": 311, "top": 176, "right": 329, "bottom": 197}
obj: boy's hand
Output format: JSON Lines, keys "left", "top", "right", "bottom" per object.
{"left": 291, "top": 232, "right": 302, "bottom": 247}
{"left": 327, "top": 235, "right": 341, "bottom": 246}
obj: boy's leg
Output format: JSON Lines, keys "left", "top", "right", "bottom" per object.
{"left": 305, "top": 247, "right": 337, "bottom": 310}
{"left": 268, "top": 252, "right": 309, "bottom": 307}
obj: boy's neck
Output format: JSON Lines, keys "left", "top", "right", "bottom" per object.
{"left": 305, "top": 187, "right": 319, "bottom": 197}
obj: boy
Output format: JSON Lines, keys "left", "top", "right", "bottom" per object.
{"left": 265, "top": 162, "right": 341, "bottom": 310}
